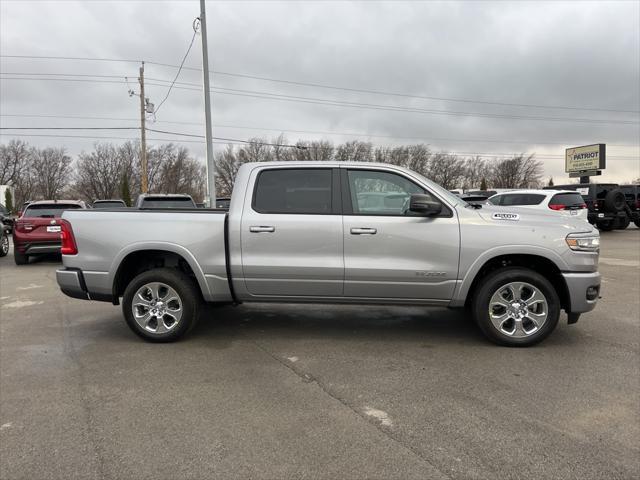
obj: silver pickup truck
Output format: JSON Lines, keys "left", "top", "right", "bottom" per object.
{"left": 56, "top": 162, "right": 601, "bottom": 346}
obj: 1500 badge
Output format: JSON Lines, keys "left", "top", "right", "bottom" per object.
{"left": 492, "top": 212, "right": 520, "bottom": 221}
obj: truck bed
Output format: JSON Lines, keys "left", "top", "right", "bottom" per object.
{"left": 61, "top": 208, "right": 232, "bottom": 303}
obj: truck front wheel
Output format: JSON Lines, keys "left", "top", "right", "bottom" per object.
{"left": 472, "top": 268, "right": 560, "bottom": 347}
{"left": 122, "top": 268, "right": 202, "bottom": 342}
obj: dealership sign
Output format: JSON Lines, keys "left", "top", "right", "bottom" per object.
{"left": 565, "top": 144, "right": 606, "bottom": 173}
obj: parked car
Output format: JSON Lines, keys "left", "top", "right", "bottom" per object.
{"left": 13, "top": 200, "right": 87, "bottom": 265}
{"left": 0, "top": 217, "right": 9, "bottom": 257}
{"left": 0, "top": 203, "right": 15, "bottom": 233}
{"left": 620, "top": 184, "right": 640, "bottom": 228}
{"left": 215, "top": 197, "right": 231, "bottom": 209}
{"left": 92, "top": 199, "right": 127, "bottom": 209}
{"left": 134, "top": 193, "right": 197, "bottom": 209}
{"left": 466, "top": 189, "right": 498, "bottom": 197}
{"left": 488, "top": 190, "right": 588, "bottom": 221}
{"left": 546, "top": 183, "right": 627, "bottom": 231}
{"left": 458, "top": 194, "right": 490, "bottom": 205}
{"left": 56, "top": 162, "right": 600, "bottom": 347}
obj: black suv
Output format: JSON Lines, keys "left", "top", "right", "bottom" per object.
{"left": 620, "top": 185, "right": 640, "bottom": 228}
{"left": 546, "top": 183, "right": 629, "bottom": 231}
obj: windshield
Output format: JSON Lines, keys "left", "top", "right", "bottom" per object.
{"left": 93, "top": 201, "right": 126, "bottom": 208}
{"left": 140, "top": 198, "right": 196, "bottom": 208}
{"left": 23, "top": 204, "right": 82, "bottom": 218}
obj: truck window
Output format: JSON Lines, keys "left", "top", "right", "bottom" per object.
{"left": 499, "top": 194, "right": 546, "bottom": 206}
{"left": 253, "top": 168, "right": 332, "bottom": 214}
{"left": 347, "top": 169, "right": 429, "bottom": 215}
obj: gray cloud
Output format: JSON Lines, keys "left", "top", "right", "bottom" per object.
{"left": 1, "top": 0, "right": 638, "bottom": 183}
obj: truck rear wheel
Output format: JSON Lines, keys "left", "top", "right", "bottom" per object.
{"left": 472, "top": 267, "right": 560, "bottom": 347}
{"left": 122, "top": 268, "right": 202, "bottom": 342}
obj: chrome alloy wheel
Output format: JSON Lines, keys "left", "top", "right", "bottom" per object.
{"left": 1, "top": 234, "right": 8, "bottom": 255}
{"left": 488, "top": 282, "right": 548, "bottom": 338}
{"left": 132, "top": 282, "right": 183, "bottom": 334}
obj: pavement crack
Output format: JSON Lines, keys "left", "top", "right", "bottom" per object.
{"left": 246, "top": 336, "right": 452, "bottom": 480}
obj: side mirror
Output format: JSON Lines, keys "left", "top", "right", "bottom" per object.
{"left": 409, "top": 194, "right": 442, "bottom": 216}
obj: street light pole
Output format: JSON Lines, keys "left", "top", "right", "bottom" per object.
{"left": 199, "top": 0, "right": 216, "bottom": 206}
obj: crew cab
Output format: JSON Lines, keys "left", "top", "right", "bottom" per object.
{"left": 56, "top": 162, "right": 601, "bottom": 347}
{"left": 14, "top": 200, "right": 87, "bottom": 264}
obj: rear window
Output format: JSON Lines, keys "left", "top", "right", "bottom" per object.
{"left": 253, "top": 169, "right": 332, "bottom": 214}
{"left": 549, "top": 193, "right": 585, "bottom": 207}
{"left": 140, "top": 198, "right": 196, "bottom": 208}
{"left": 93, "top": 201, "right": 126, "bottom": 208}
{"left": 498, "top": 194, "right": 546, "bottom": 206}
{"left": 23, "top": 204, "right": 82, "bottom": 217}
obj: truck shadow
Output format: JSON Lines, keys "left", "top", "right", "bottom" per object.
{"left": 194, "top": 303, "right": 487, "bottom": 348}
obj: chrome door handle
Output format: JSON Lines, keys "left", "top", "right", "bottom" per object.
{"left": 350, "top": 227, "right": 377, "bottom": 235}
{"left": 249, "top": 226, "right": 275, "bottom": 233}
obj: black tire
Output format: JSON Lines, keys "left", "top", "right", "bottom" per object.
{"left": 472, "top": 267, "right": 560, "bottom": 347}
{"left": 13, "top": 248, "right": 28, "bottom": 265}
{"left": 634, "top": 219, "right": 640, "bottom": 229}
{"left": 0, "top": 234, "right": 8, "bottom": 257}
{"left": 603, "top": 189, "right": 625, "bottom": 212}
{"left": 616, "top": 215, "right": 630, "bottom": 230}
{"left": 597, "top": 221, "right": 615, "bottom": 231}
{"left": 122, "top": 268, "right": 202, "bottom": 343}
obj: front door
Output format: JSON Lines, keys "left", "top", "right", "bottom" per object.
{"left": 240, "top": 167, "right": 343, "bottom": 297}
{"left": 342, "top": 167, "right": 460, "bottom": 301}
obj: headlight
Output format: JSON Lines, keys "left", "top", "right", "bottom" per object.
{"left": 566, "top": 234, "right": 600, "bottom": 251}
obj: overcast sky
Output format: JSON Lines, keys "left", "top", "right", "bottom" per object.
{"left": 1, "top": 0, "right": 639, "bottom": 183}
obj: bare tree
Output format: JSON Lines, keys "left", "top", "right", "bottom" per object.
{"left": 215, "top": 145, "right": 242, "bottom": 197}
{"left": 462, "top": 156, "right": 491, "bottom": 190}
{"left": 72, "top": 143, "right": 133, "bottom": 201}
{"left": 0, "top": 140, "right": 29, "bottom": 186}
{"left": 491, "top": 154, "right": 543, "bottom": 188}
{"left": 30, "top": 147, "right": 72, "bottom": 200}
{"left": 426, "top": 152, "right": 466, "bottom": 189}
{"left": 335, "top": 140, "right": 373, "bottom": 162}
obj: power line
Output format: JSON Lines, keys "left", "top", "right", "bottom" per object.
{"left": 2, "top": 132, "right": 637, "bottom": 161}
{"left": 2, "top": 113, "right": 639, "bottom": 148}
{"left": 0, "top": 126, "right": 138, "bottom": 131}
{"left": 3, "top": 54, "right": 638, "bottom": 114}
{"left": 4, "top": 74, "right": 636, "bottom": 125}
{"left": 153, "top": 19, "right": 200, "bottom": 115}
{"left": 0, "top": 132, "right": 303, "bottom": 148}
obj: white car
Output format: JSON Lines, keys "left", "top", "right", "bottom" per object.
{"left": 487, "top": 189, "right": 588, "bottom": 220}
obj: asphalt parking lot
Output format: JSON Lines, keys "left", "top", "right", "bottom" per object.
{"left": 1, "top": 227, "right": 639, "bottom": 480}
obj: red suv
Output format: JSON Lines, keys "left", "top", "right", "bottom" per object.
{"left": 13, "top": 200, "right": 87, "bottom": 265}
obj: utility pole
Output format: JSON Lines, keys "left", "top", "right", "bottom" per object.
{"left": 200, "top": 0, "right": 216, "bottom": 206}
{"left": 138, "top": 62, "right": 148, "bottom": 193}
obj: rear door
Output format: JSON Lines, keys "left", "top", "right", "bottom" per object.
{"left": 341, "top": 167, "right": 460, "bottom": 301}
{"left": 240, "top": 167, "right": 344, "bottom": 297}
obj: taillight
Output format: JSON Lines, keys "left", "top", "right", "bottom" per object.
{"left": 580, "top": 203, "right": 587, "bottom": 209}
{"left": 60, "top": 219, "right": 78, "bottom": 255}
{"left": 636, "top": 200, "right": 640, "bottom": 209}
{"left": 548, "top": 204, "right": 565, "bottom": 211}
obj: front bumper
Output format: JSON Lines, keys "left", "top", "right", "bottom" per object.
{"left": 562, "top": 271, "right": 601, "bottom": 314}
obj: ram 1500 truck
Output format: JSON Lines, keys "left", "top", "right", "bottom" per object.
{"left": 56, "top": 162, "right": 601, "bottom": 346}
